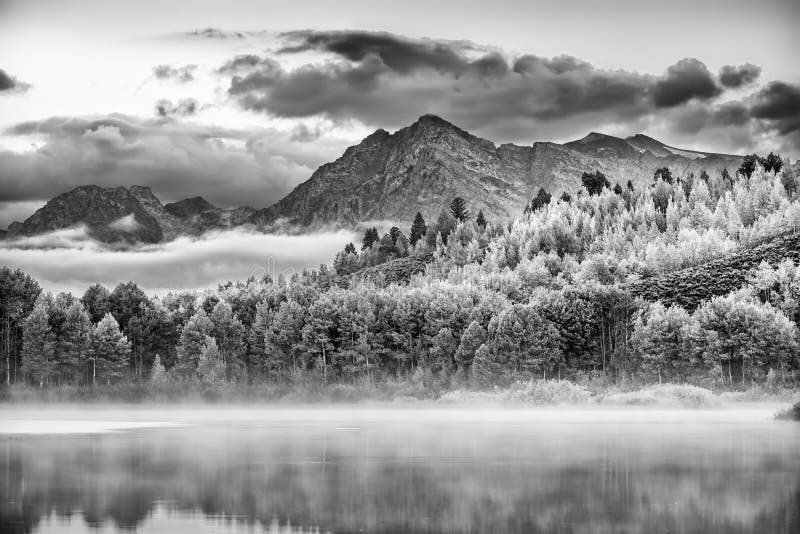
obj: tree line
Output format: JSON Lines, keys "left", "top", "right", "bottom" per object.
{"left": 1, "top": 154, "right": 798, "bottom": 391}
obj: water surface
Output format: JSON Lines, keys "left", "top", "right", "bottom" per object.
{"left": 1, "top": 405, "right": 798, "bottom": 533}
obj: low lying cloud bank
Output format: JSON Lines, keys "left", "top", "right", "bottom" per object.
{"left": 0, "top": 227, "right": 356, "bottom": 296}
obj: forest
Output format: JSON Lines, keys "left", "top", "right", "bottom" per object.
{"left": 1, "top": 154, "right": 799, "bottom": 399}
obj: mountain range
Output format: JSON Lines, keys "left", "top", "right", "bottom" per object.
{"left": 2, "top": 115, "right": 745, "bottom": 243}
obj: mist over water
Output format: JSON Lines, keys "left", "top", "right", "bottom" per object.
{"left": 1, "top": 406, "right": 798, "bottom": 534}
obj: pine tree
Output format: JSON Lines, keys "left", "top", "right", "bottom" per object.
{"left": 175, "top": 308, "right": 213, "bottom": 378}
{"left": 560, "top": 192, "right": 572, "bottom": 203}
{"left": 197, "top": 336, "right": 225, "bottom": 384}
{"left": 150, "top": 354, "right": 168, "bottom": 383}
{"left": 654, "top": 167, "right": 673, "bottom": 184}
{"left": 455, "top": 321, "right": 487, "bottom": 375}
{"left": 613, "top": 183, "right": 623, "bottom": 195}
{"left": 90, "top": 313, "right": 131, "bottom": 385}
{"left": 0, "top": 267, "right": 41, "bottom": 386}
{"left": 81, "top": 284, "right": 111, "bottom": 323}
{"left": 409, "top": 212, "right": 428, "bottom": 245}
{"left": 60, "top": 301, "right": 92, "bottom": 383}
{"left": 449, "top": 197, "right": 469, "bottom": 222}
{"left": 361, "top": 227, "right": 379, "bottom": 250}
{"left": 344, "top": 242, "right": 357, "bottom": 255}
{"left": 526, "top": 188, "right": 551, "bottom": 214}
{"left": 210, "top": 300, "right": 246, "bottom": 380}
{"left": 21, "top": 296, "right": 56, "bottom": 386}
{"left": 738, "top": 155, "right": 758, "bottom": 178}
{"left": 581, "top": 171, "right": 610, "bottom": 195}
{"left": 475, "top": 210, "right": 487, "bottom": 229}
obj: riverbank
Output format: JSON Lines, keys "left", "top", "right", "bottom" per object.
{"left": 2, "top": 379, "right": 798, "bottom": 408}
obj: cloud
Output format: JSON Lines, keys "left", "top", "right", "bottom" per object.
{"left": 0, "top": 114, "right": 342, "bottom": 209}
{"left": 153, "top": 64, "right": 198, "bottom": 83}
{"left": 0, "top": 227, "right": 356, "bottom": 296}
{"left": 749, "top": 81, "right": 800, "bottom": 134}
{"left": 650, "top": 58, "right": 722, "bottom": 108}
{"left": 217, "top": 30, "right": 800, "bottom": 155}
{"left": 277, "top": 30, "right": 476, "bottom": 75}
{"left": 154, "top": 98, "right": 197, "bottom": 117}
{"left": 224, "top": 30, "right": 664, "bottom": 141}
{"left": 719, "top": 63, "right": 761, "bottom": 88}
{"left": 0, "top": 68, "right": 30, "bottom": 93}
{"left": 223, "top": 31, "right": 766, "bottom": 145}
{"left": 186, "top": 28, "right": 246, "bottom": 39}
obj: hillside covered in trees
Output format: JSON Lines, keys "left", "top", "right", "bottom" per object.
{"left": 1, "top": 154, "right": 799, "bottom": 398}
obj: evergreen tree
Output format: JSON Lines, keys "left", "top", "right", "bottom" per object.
{"left": 627, "top": 180, "right": 635, "bottom": 191}
{"left": 0, "top": 267, "right": 41, "bottom": 385}
{"left": 427, "top": 327, "right": 457, "bottom": 376}
{"left": 781, "top": 168, "right": 797, "bottom": 197}
{"left": 455, "top": 321, "right": 487, "bottom": 375}
{"left": 471, "top": 343, "right": 509, "bottom": 387}
{"left": 344, "top": 242, "right": 357, "bottom": 255}
{"left": 560, "top": 192, "right": 572, "bottom": 203}
{"left": 613, "top": 182, "right": 623, "bottom": 196}
{"left": 489, "top": 304, "right": 562, "bottom": 379}
{"left": 21, "top": 296, "right": 56, "bottom": 386}
{"left": 90, "top": 313, "right": 131, "bottom": 385}
{"left": 654, "top": 167, "right": 673, "bottom": 184}
{"left": 581, "top": 171, "right": 610, "bottom": 195}
{"left": 269, "top": 300, "right": 306, "bottom": 373}
{"left": 409, "top": 212, "right": 428, "bottom": 245}
{"left": 81, "top": 284, "right": 111, "bottom": 323}
{"left": 59, "top": 301, "right": 92, "bottom": 383}
{"left": 175, "top": 308, "right": 213, "bottom": 378}
{"left": 150, "top": 354, "right": 168, "bottom": 383}
{"left": 301, "top": 295, "right": 336, "bottom": 384}
{"left": 526, "top": 188, "right": 551, "bottom": 213}
{"left": 475, "top": 210, "right": 487, "bottom": 229}
{"left": 210, "top": 301, "right": 246, "bottom": 380}
{"left": 449, "top": 196, "right": 469, "bottom": 222}
{"left": 738, "top": 154, "right": 758, "bottom": 178}
{"left": 361, "top": 227, "right": 379, "bottom": 250}
{"left": 197, "top": 336, "right": 225, "bottom": 384}
{"left": 762, "top": 152, "right": 783, "bottom": 174}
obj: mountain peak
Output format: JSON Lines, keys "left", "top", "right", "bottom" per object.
{"left": 570, "top": 132, "right": 624, "bottom": 145}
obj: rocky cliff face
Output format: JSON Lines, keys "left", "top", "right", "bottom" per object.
{"left": 247, "top": 115, "right": 743, "bottom": 228}
{"left": 3, "top": 115, "right": 745, "bottom": 242}
{"left": 5, "top": 186, "right": 254, "bottom": 244}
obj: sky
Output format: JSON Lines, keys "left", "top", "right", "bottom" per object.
{"left": 0, "top": 0, "right": 798, "bottom": 293}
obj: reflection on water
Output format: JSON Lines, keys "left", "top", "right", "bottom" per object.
{"left": 1, "top": 407, "right": 799, "bottom": 534}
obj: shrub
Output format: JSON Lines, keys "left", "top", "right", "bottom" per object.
{"left": 601, "top": 384, "right": 715, "bottom": 407}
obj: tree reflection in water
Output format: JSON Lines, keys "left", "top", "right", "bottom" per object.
{"left": 1, "top": 411, "right": 799, "bottom": 533}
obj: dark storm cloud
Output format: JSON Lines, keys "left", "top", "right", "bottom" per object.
{"left": 650, "top": 58, "right": 722, "bottom": 108}
{"left": 154, "top": 98, "right": 197, "bottom": 117}
{"left": 0, "top": 114, "right": 340, "bottom": 208}
{"left": 719, "top": 63, "right": 761, "bottom": 88}
{"left": 710, "top": 101, "right": 750, "bottom": 126}
{"left": 224, "top": 31, "right": 671, "bottom": 139}
{"left": 0, "top": 68, "right": 30, "bottom": 93}
{"left": 224, "top": 31, "right": 764, "bottom": 143}
{"left": 153, "top": 64, "right": 197, "bottom": 83}
{"left": 749, "top": 81, "right": 800, "bottom": 134}
{"left": 278, "top": 30, "right": 474, "bottom": 74}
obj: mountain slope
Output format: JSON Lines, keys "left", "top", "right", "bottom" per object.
{"left": 628, "top": 230, "right": 800, "bottom": 310}
{"left": 247, "top": 115, "right": 743, "bottom": 228}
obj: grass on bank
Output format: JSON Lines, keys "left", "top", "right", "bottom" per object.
{"left": 2, "top": 376, "right": 798, "bottom": 408}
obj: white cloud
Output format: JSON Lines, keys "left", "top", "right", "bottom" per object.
{"left": 0, "top": 227, "right": 357, "bottom": 296}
